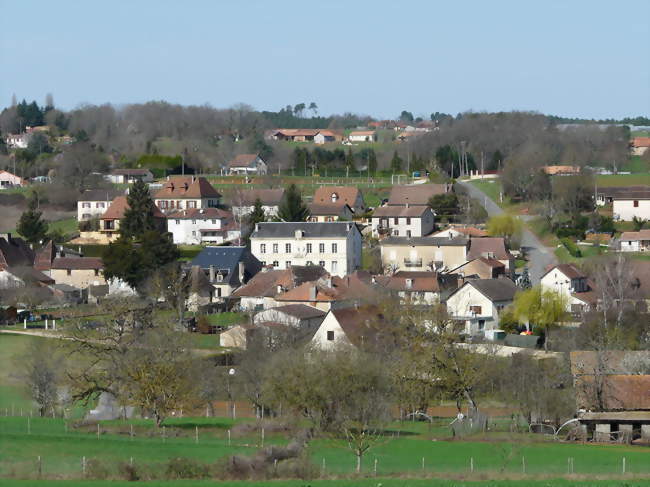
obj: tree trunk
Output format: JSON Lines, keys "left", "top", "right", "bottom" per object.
{"left": 356, "top": 453, "right": 362, "bottom": 474}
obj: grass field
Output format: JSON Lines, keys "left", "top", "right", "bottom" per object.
{"left": 0, "top": 333, "right": 47, "bottom": 411}
{"left": 555, "top": 243, "right": 606, "bottom": 264}
{"left": 596, "top": 173, "right": 650, "bottom": 187}
{"left": 621, "top": 156, "right": 649, "bottom": 173}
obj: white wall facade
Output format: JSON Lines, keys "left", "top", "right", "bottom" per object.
{"left": 310, "top": 312, "right": 353, "bottom": 350}
{"left": 446, "top": 285, "right": 503, "bottom": 335}
{"left": 613, "top": 199, "right": 650, "bottom": 221}
{"left": 155, "top": 197, "right": 219, "bottom": 212}
{"left": 371, "top": 211, "right": 434, "bottom": 238}
{"left": 168, "top": 216, "right": 224, "bottom": 245}
{"left": 251, "top": 230, "right": 361, "bottom": 278}
{"left": 77, "top": 200, "right": 112, "bottom": 221}
{"left": 232, "top": 204, "right": 279, "bottom": 219}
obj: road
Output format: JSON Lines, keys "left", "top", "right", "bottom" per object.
{"left": 458, "top": 180, "right": 556, "bottom": 283}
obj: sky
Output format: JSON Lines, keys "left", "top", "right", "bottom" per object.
{"left": 1, "top": 0, "right": 649, "bottom": 120}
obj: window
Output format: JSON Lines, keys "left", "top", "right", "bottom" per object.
{"left": 95, "top": 203, "right": 101, "bottom": 208}
{"left": 170, "top": 201, "right": 175, "bottom": 209}
{"left": 393, "top": 230, "right": 399, "bottom": 236}
{"left": 272, "top": 243, "right": 278, "bottom": 253}
{"left": 326, "top": 216, "right": 334, "bottom": 222}
{"left": 319, "top": 243, "right": 325, "bottom": 253}
{"left": 82, "top": 213, "right": 91, "bottom": 220}
{"left": 261, "top": 261, "right": 266, "bottom": 266}
{"left": 160, "top": 201, "right": 168, "bottom": 209}
{"left": 66, "top": 269, "right": 72, "bottom": 276}
{"left": 319, "top": 260, "right": 325, "bottom": 267}
{"left": 260, "top": 244, "right": 266, "bottom": 254}
{"left": 285, "top": 243, "right": 291, "bottom": 253}
{"left": 470, "top": 305, "right": 482, "bottom": 315}
{"left": 478, "top": 320, "right": 485, "bottom": 331}
{"left": 394, "top": 217, "right": 399, "bottom": 224}
{"left": 188, "top": 201, "right": 197, "bottom": 209}
{"left": 211, "top": 219, "right": 217, "bottom": 224}
{"left": 94, "top": 269, "right": 99, "bottom": 276}
{"left": 306, "top": 243, "right": 312, "bottom": 253}
{"left": 192, "top": 231, "right": 196, "bottom": 236}
{"left": 272, "top": 261, "right": 279, "bottom": 267}
{"left": 191, "top": 220, "right": 196, "bottom": 224}
{"left": 216, "top": 288, "right": 222, "bottom": 297}
{"left": 331, "top": 261, "right": 338, "bottom": 273}
{"left": 216, "top": 274, "right": 223, "bottom": 282}
{"left": 407, "top": 230, "right": 412, "bottom": 238}
{"left": 406, "top": 217, "right": 411, "bottom": 225}
{"left": 285, "top": 261, "right": 291, "bottom": 268}
{"left": 306, "top": 261, "right": 313, "bottom": 266}
{"left": 82, "top": 202, "right": 90, "bottom": 208}
{"left": 327, "top": 330, "right": 335, "bottom": 341}
{"left": 331, "top": 243, "right": 337, "bottom": 253}
{"left": 634, "top": 200, "right": 639, "bottom": 207}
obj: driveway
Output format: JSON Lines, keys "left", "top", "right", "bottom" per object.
{"left": 457, "top": 180, "right": 556, "bottom": 283}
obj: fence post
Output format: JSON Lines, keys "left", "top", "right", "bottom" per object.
{"left": 623, "top": 457, "right": 626, "bottom": 475}
{"left": 261, "top": 427, "right": 265, "bottom": 447}
{"left": 228, "top": 429, "right": 231, "bottom": 446}
{"left": 522, "top": 456, "right": 526, "bottom": 474}
{"left": 27, "top": 417, "right": 30, "bottom": 434}
{"left": 195, "top": 426, "right": 199, "bottom": 444}
{"left": 422, "top": 457, "right": 425, "bottom": 471}
{"left": 37, "top": 455, "right": 42, "bottom": 478}
{"left": 97, "top": 423, "right": 100, "bottom": 439}
{"left": 470, "top": 457, "right": 474, "bottom": 473}
{"left": 82, "top": 456, "right": 86, "bottom": 476}
{"left": 374, "top": 458, "right": 378, "bottom": 476}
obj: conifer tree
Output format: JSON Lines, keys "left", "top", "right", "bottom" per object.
{"left": 390, "top": 151, "right": 403, "bottom": 173}
{"left": 277, "top": 184, "right": 309, "bottom": 222}
{"left": 120, "top": 179, "right": 159, "bottom": 240}
{"left": 17, "top": 196, "right": 48, "bottom": 244}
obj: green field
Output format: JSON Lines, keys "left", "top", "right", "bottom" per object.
{"left": 596, "top": 173, "right": 650, "bottom": 187}
{"left": 468, "top": 179, "right": 512, "bottom": 209}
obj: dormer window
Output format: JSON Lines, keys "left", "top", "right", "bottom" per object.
{"left": 331, "top": 193, "right": 339, "bottom": 203}
{"left": 405, "top": 278, "right": 413, "bottom": 289}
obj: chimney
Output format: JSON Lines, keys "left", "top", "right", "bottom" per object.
{"left": 255, "top": 223, "right": 260, "bottom": 232}
{"left": 78, "top": 246, "right": 82, "bottom": 255}
{"left": 309, "top": 285, "right": 317, "bottom": 301}
{"left": 209, "top": 265, "right": 215, "bottom": 282}
{"left": 371, "top": 275, "right": 376, "bottom": 284}
{"left": 347, "top": 223, "right": 352, "bottom": 231}
{"left": 406, "top": 202, "right": 409, "bottom": 208}
{"left": 238, "top": 261, "right": 245, "bottom": 283}
{"left": 277, "top": 284, "right": 283, "bottom": 294}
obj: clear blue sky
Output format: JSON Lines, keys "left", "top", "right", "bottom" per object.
{"left": 1, "top": 0, "right": 648, "bottom": 119}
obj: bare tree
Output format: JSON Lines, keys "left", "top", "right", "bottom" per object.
{"left": 17, "top": 339, "right": 63, "bottom": 416}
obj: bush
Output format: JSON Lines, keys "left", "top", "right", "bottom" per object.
{"left": 85, "top": 458, "right": 109, "bottom": 480}
{"left": 118, "top": 461, "right": 140, "bottom": 481}
{"left": 165, "top": 457, "right": 210, "bottom": 480}
{"left": 561, "top": 237, "right": 582, "bottom": 258}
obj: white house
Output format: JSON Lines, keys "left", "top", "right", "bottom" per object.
{"left": 308, "top": 203, "right": 354, "bottom": 222}
{"left": 371, "top": 205, "right": 434, "bottom": 238}
{"left": 620, "top": 230, "right": 650, "bottom": 252}
{"left": 613, "top": 188, "right": 650, "bottom": 221}
{"left": 0, "top": 170, "right": 27, "bottom": 189}
{"left": 540, "top": 264, "right": 597, "bottom": 314}
{"left": 348, "top": 131, "right": 376, "bottom": 143}
{"left": 154, "top": 176, "right": 221, "bottom": 213}
{"left": 4, "top": 133, "right": 30, "bottom": 149}
{"left": 227, "top": 154, "right": 268, "bottom": 175}
{"left": 310, "top": 306, "right": 381, "bottom": 351}
{"left": 77, "top": 188, "right": 123, "bottom": 221}
{"left": 379, "top": 235, "right": 469, "bottom": 273}
{"left": 374, "top": 271, "right": 447, "bottom": 305}
{"left": 230, "top": 189, "right": 284, "bottom": 219}
{"left": 250, "top": 222, "right": 362, "bottom": 278}
{"left": 445, "top": 278, "right": 517, "bottom": 335}
{"left": 312, "top": 186, "right": 365, "bottom": 213}
{"left": 166, "top": 208, "right": 240, "bottom": 245}
{"left": 254, "top": 304, "right": 326, "bottom": 333}
{"left": 106, "top": 169, "right": 154, "bottom": 184}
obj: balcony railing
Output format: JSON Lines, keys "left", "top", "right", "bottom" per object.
{"left": 403, "top": 258, "right": 422, "bottom": 268}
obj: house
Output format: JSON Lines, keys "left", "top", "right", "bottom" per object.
{"left": 540, "top": 264, "right": 597, "bottom": 314}
{"left": 232, "top": 265, "right": 327, "bottom": 311}
{"left": 348, "top": 131, "right": 376, "bottom": 143}
{"left": 541, "top": 165, "right": 580, "bottom": 176}
{"left": 98, "top": 196, "right": 167, "bottom": 243}
{"left": 0, "top": 233, "right": 38, "bottom": 289}
{"left": 253, "top": 304, "right": 326, "bottom": 338}
{"left": 0, "top": 170, "right": 27, "bottom": 189}
{"left": 153, "top": 176, "right": 221, "bottom": 213}
{"left": 467, "top": 237, "right": 515, "bottom": 276}
{"left": 619, "top": 229, "right": 650, "bottom": 252}
{"left": 4, "top": 133, "right": 31, "bottom": 149}
{"left": 271, "top": 129, "right": 320, "bottom": 142}
{"left": 166, "top": 208, "right": 240, "bottom": 245}
{"left": 449, "top": 257, "right": 506, "bottom": 280}
{"left": 250, "top": 222, "right": 362, "bottom": 277}
{"left": 445, "top": 278, "right": 518, "bottom": 336}
{"left": 106, "top": 168, "right": 154, "bottom": 184}
{"left": 189, "top": 246, "right": 262, "bottom": 307}
{"left": 432, "top": 226, "right": 487, "bottom": 239}
{"left": 571, "top": 350, "right": 650, "bottom": 442}
{"left": 387, "top": 184, "right": 450, "bottom": 206}
{"left": 312, "top": 186, "right": 365, "bottom": 213}
{"left": 374, "top": 271, "right": 455, "bottom": 305}
{"left": 313, "top": 130, "right": 343, "bottom": 145}
{"left": 379, "top": 235, "right": 469, "bottom": 273}
{"left": 596, "top": 186, "right": 649, "bottom": 206}
{"left": 49, "top": 257, "right": 105, "bottom": 289}
{"left": 310, "top": 306, "right": 382, "bottom": 351}
{"left": 308, "top": 203, "right": 354, "bottom": 222}
{"left": 77, "top": 188, "right": 123, "bottom": 221}
{"left": 613, "top": 188, "right": 650, "bottom": 221}
{"left": 274, "top": 271, "right": 376, "bottom": 311}
{"left": 230, "top": 189, "right": 284, "bottom": 219}
{"left": 371, "top": 205, "right": 434, "bottom": 238}
{"left": 632, "top": 137, "right": 650, "bottom": 156}
{"left": 227, "top": 154, "right": 268, "bottom": 175}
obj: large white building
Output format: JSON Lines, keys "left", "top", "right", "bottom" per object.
{"left": 166, "top": 208, "right": 240, "bottom": 245}
{"left": 250, "top": 222, "right": 362, "bottom": 277}
{"left": 230, "top": 188, "right": 284, "bottom": 219}
{"left": 612, "top": 188, "right": 650, "bottom": 221}
{"left": 540, "top": 264, "right": 596, "bottom": 314}
{"left": 227, "top": 154, "right": 268, "bottom": 175}
{"left": 0, "top": 170, "right": 27, "bottom": 189}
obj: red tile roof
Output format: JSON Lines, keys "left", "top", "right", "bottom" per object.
{"left": 101, "top": 196, "right": 166, "bottom": 220}
{"left": 312, "top": 186, "right": 362, "bottom": 208}
{"left": 633, "top": 137, "right": 650, "bottom": 148}
{"left": 387, "top": 184, "right": 449, "bottom": 206}
{"left": 467, "top": 237, "right": 513, "bottom": 261}
{"left": 228, "top": 154, "right": 260, "bottom": 168}
{"left": 51, "top": 257, "right": 103, "bottom": 270}
{"left": 154, "top": 177, "right": 221, "bottom": 200}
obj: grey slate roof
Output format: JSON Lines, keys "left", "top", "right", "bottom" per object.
{"left": 379, "top": 236, "right": 468, "bottom": 247}
{"left": 468, "top": 278, "right": 517, "bottom": 302}
{"left": 79, "top": 188, "right": 124, "bottom": 202}
{"left": 251, "top": 222, "right": 357, "bottom": 239}
{"left": 190, "top": 246, "right": 261, "bottom": 286}
{"left": 269, "top": 304, "right": 326, "bottom": 319}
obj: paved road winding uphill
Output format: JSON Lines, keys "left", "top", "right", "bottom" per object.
{"left": 457, "top": 180, "right": 557, "bottom": 284}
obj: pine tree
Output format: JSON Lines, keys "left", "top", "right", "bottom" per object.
{"left": 247, "top": 198, "right": 266, "bottom": 226}
{"left": 17, "top": 196, "right": 48, "bottom": 244}
{"left": 390, "top": 151, "right": 403, "bottom": 173}
{"left": 120, "top": 179, "right": 159, "bottom": 240}
{"left": 345, "top": 148, "right": 355, "bottom": 171}
{"left": 277, "top": 184, "right": 309, "bottom": 222}
{"left": 368, "top": 149, "right": 377, "bottom": 175}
